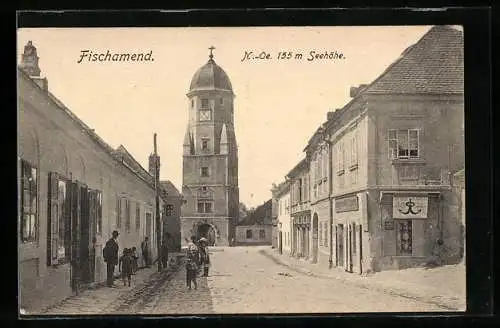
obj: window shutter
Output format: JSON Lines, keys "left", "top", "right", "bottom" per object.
{"left": 47, "top": 172, "right": 59, "bottom": 266}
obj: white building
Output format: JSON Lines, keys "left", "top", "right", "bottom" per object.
{"left": 272, "top": 181, "right": 292, "bottom": 255}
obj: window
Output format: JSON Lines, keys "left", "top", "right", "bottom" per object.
{"left": 135, "top": 203, "right": 141, "bottom": 230}
{"left": 259, "top": 229, "right": 266, "bottom": 239}
{"left": 337, "top": 143, "right": 345, "bottom": 172}
{"left": 396, "top": 220, "right": 413, "bottom": 256}
{"left": 125, "top": 199, "right": 131, "bottom": 232}
{"left": 166, "top": 205, "right": 174, "bottom": 216}
{"left": 201, "top": 138, "right": 209, "bottom": 151}
{"left": 351, "top": 168, "right": 358, "bottom": 185}
{"left": 201, "top": 166, "right": 209, "bottom": 177}
{"left": 220, "top": 98, "right": 224, "bottom": 105}
{"left": 351, "top": 135, "right": 358, "bottom": 167}
{"left": 388, "top": 129, "right": 419, "bottom": 159}
{"left": 20, "top": 160, "right": 38, "bottom": 243}
{"left": 201, "top": 98, "right": 209, "bottom": 108}
{"left": 246, "top": 229, "right": 253, "bottom": 239}
{"left": 324, "top": 223, "right": 328, "bottom": 246}
{"left": 47, "top": 172, "right": 70, "bottom": 265}
{"left": 197, "top": 201, "right": 213, "bottom": 213}
{"left": 191, "top": 99, "right": 194, "bottom": 108}
{"left": 97, "top": 191, "right": 102, "bottom": 235}
{"left": 116, "top": 196, "right": 122, "bottom": 228}
{"left": 298, "top": 179, "right": 303, "bottom": 202}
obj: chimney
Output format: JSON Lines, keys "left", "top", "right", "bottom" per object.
{"left": 148, "top": 153, "right": 160, "bottom": 176}
{"left": 20, "top": 41, "right": 49, "bottom": 92}
{"left": 349, "top": 84, "right": 368, "bottom": 98}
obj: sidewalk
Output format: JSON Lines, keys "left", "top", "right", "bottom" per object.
{"left": 41, "top": 253, "right": 185, "bottom": 315}
{"left": 261, "top": 248, "right": 465, "bottom": 311}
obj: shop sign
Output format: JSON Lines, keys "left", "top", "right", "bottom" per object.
{"left": 393, "top": 196, "right": 428, "bottom": 219}
{"left": 335, "top": 195, "right": 359, "bottom": 213}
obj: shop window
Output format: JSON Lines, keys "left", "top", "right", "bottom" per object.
{"left": 20, "top": 160, "right": 38, "bottom": 243}
{"left": 259, "top": 229, "right": 266, "bottom": 239}
{"left": 246, "top": 229, "right": 253, "bottom": 239}
{"left": 47, "top": 172, "right": 70, "bottom": 266}
{"left": 396, "top": 220, "right": 413, "bottom": 256}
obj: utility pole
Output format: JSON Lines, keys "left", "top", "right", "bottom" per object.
{"left": 154, "top": 133, "right": 162, "bottom": 272}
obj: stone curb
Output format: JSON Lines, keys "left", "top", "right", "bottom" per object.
{"left": 260, "top": 249, "right": 463, "bottom": 311}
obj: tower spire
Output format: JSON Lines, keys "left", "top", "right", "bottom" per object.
{"left": 209, "top": 46, "right": 215, "bottom": 60}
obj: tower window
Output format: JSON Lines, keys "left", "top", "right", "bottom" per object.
{"left": 191, "top": 99, "right": 194, "bottom": 108}
{"left": 201, "top": 99, "right": 209, "bottom": 109}
{"left": 220, "top": 98, "right": 224, "bottom": 105}
{"left": 197, "top": 201, "right": 213, "bottom": 213}
{"left": 201, "top": 167, "right": 209, "bottom": 177}
{"left": 201, "top": 138, "right": 209, "bottom": 151}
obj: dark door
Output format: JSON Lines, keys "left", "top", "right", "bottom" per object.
{"left": 84, "top": 189, "right": 98, "bottom": 284}
{"left": 337, "top": 224, "right": 344, "bottom": 268}
{"left": 70, "top": 182, "right": 82, "bottom": 291}
{"left": 279, "top": 231, "right": 283, "bottom": 254}
{"left": 347, "top": 224, "right": 353, "bottom": 273}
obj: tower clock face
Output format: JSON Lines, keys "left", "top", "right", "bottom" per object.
{"left": 200, "top": 109, "right": 211, "bottom": 121}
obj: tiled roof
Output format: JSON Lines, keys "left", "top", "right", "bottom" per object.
{"left": 364, "top": 25, "right": 464, "bottom": 95}
{"left": 160, "top": 180, "right": 182, "bottom": 198}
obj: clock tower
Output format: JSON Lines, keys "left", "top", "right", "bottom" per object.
{"left": 181, "top": 47, "right": 239, "bottom": 247}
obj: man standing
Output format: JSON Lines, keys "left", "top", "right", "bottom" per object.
{"left": 103, "top": 230, "right": 119, "bottom": 287}
{"left": 141, "top": 236, "right": 151, "bottom": 268}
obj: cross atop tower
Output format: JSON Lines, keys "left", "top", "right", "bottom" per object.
{"left": 208, "top": 46, "right": 215, "bottom": 60}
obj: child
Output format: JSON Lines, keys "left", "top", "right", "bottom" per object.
{"left": 186, "top": 236, "right": 199, "bottom": 290}
{"left": 130, "top": 247, "right": 139, "bottom": 274}
{"left": 119, "top": 248, "right": 133, "bottom": 287}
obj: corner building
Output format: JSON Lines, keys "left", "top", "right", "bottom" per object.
{"left": 181, "top": 50, "right": 239, "bottom": 247}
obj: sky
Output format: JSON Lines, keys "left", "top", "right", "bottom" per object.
{"left": 17, "top": 26, "right": 433, "bottom": 208}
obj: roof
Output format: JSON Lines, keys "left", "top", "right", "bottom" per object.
{"left": 239, "top": 199, "right": 273, "bottom": 226}
{"left": 160, "top": 180, "right": 182, "bottom": 198}
{"left": 272, "top": 180, "right": 291, "bottom": 198}
{"left": 364, "top": 25, "right": 464, "bottom": 95}
{"left": 286, "top": 158, "right": 308, "bottom": 179}
{"left": 18, "top": 67, "right": 155, "bottom": 190}
{"left": 189, "top": 58, "right": 233, "bottom": 93}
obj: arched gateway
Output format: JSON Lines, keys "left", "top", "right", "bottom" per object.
{"left": 197, "top": 223, "right": 217, "bottom": 246}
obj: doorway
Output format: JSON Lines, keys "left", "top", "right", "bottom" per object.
{"left": 337, "top": 224, "right": 344, "bottom": 268}
{"left": 279, "top": 231, "right": 283, "bottom": 254}
{"left": 197, "top": 223, "right": 216, "bottom": 246}
{"left": 70, "top": 181, "right": 90, "bottom": 291}
{"left": 312, "top": 214, "right": 319, "bottom": 263}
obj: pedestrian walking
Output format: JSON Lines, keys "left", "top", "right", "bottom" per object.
{"left": 161, "top": 237, "right": 169, "bottom": 270}
{"left": 103, "top": 230, "right": 120, "bottom": 287}
{"left": 186, "top": 236, "right": 199, "bottom": 290}
{"left": 119, "top": 248, "right": 134, "bottom": 287}
{"left": 198, "top": 237, "right": 211, "bottom": 277}
{"left": 141, "top": 236, "right": 151, "bottom": 268}
{"left": 130, "top": 246, "right": 139, "bottom": 274}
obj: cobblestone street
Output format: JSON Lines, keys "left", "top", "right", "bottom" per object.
{"left": 46, "top": 246, "right": 453, "bottom": 315}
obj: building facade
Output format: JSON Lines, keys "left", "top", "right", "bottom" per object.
{"left": 181, "top": 49, "right": 239, "bottom": 247}
{"left": 234, "top": 199, "right": 273, "bottom": 245}
{"left": 18, "top": 42, "right": 162, "bottom": 313}
{"left": 271, "top": 181, "right": 292, "bottom": 255}
{"left": 287, "top": 159, "right": 311, "bottom": 259}
{"left": 160, "top": 180, "right": 183, "bottom": 252}
{"left": 272, "top": 25, "right": 464, "bottom": 274}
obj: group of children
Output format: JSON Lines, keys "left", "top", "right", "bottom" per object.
{"left": 185, "top": 236, "right": 211, "bottom": 290}
{"left": 118, "top": 247, "right": 139, "bottom": 287}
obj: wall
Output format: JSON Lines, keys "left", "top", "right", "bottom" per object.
{"left": 235, "top": 225, "right": 272, "bottom": 245}
{"left": 277, "top": 192, "right": 291, "bottom": 254}
{"left": 369, "top": 95, "right": 464, "bottom": 187}
{"left": 311, "top": 200, "right": 330, "bottom": 266}
{"left": 18, "top": 71, "right": 159, "bottom": 313}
